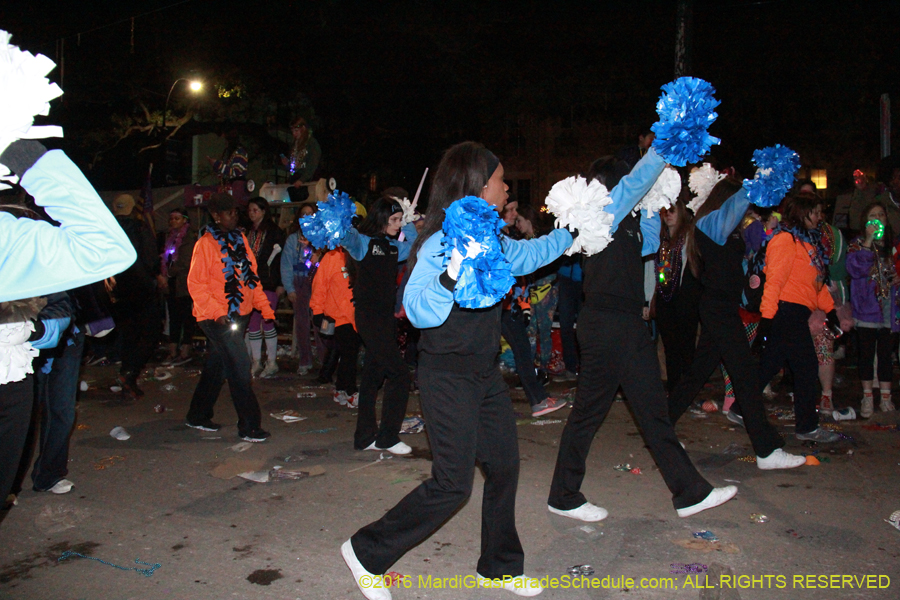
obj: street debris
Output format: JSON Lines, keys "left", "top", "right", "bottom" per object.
{"left": 229, "top": 442, "right": 254, "bottom": 452}
{"left": 109, "top": 427, "right": 130, "bottom": 441}
{"left": 94, "top": 456, "right": 125, "bottom": 470}
{"left": 209, "top": 457, "right": 265, "bottom": 479}
{"left": 670, "top": 563, "right": 707, "bottom": 575}
{"left": 58, "top": 550, "right": 161, "bottom": 578}
{"left": 750, "top": 513, "right": 769, "bottom": 523}
{"left": 296, "top": 391, "right": 317, "bottom": 398}
{"left": 269, "top": 410, "right": 307, "bottom": 423}
{"left": 692, "top": 530, "right": 719, "bottom": 542}
{"left": 886, "top": 510, "right": 900, "bottom": 531}
{"left": 567, "top": 565, "right": 595, "bottom": 576}
{"left": 269, "top": 465, "right": 326, "bottom": 480}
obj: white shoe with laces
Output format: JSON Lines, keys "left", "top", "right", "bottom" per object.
{"left": 880, "top": 397, "right": 896, "bottom": 412}
{"left": 757, "top": 448, "right": 806, "bottom": 470}
{"left": 547, "top": 502, "right": 608, "bottom": 522}
{"left": 260, "top": 360, "right": 279, "bottom": 379}
{"left": 477, "top": 573, "right": 543, "bottom": 597}
{"left": 49, "top": 479, "right": 74, "bottom": 494}
{"left": 341, "top": 539, "right": 391, "bottom": 600}
{"left": 861, "top": 395, "right": 874, "bottom": 418}
{"left": 676, "top": 486, "right": 737, "bottom": 518}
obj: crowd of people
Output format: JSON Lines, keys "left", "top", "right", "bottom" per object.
{"left": 3, "top": 34, "right": 900, "bottom": 599}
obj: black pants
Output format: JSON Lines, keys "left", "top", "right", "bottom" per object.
{"left": 501, "top": 309, "right": 547, "bottom": 407}
{"left": 351, "top": 364, "right": 524, "bottom": 578}
{"left": 549, "top": 307, "right": 712, "bottom": 511}
{"left": 355, "top": 314, "right": 410, "bottom": 450}
{"left": 115, "top": 299, "right": 161, "bottom": 377}
{"left": 759, "top": 302, "right": 820, "bottom": 435}
{"left": 556, "top": 275, "right": 582, "bottom": 373}
{"left": 668, "top": 298, "right": 784, "bottom": 457}
{"left": 334, "top": 324, "right": 361, "bottom": 395}
{"left": 0, "top": 375, "right": 33, "bottom": 503}
{"left": 857, "top": 326, "right": 893, "bottom": 382}
{"left": 166, "top": 295, "right": 196, "bottom": 347}
{"left": 186, "top": 316, "right": 262, "bottom": 435}
{"left": 655, "top": 281, "right": 700, "bottom": 392}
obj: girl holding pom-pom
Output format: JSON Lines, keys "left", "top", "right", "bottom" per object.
{"left": 341, "top": 141, "right": 572, "bottom": 599}
{"left": 667, "top": 178, "right": 813, "bottom": 464}
{"left": 547, "top": 151, "right": 734, "bottom": 522}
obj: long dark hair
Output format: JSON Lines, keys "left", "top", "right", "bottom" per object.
{"left": 780, "top": 193, "right": 820, "bottom": 231}
{"left": 247, "top": 197, "right": 277, "bottom": 231}
{"left": 407, "top": 141, "right": 496, "bottom": 271}
{"left": 583, "top": 156, "right": 621, "bottom": 189}
{"left": 357, "top": 197, "right": 402, "bottom": 237}
{"left": 661, "top": 189, "right": 700, "bottom": 279}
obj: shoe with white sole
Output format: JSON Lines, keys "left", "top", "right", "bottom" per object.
{"left": 365, "top": 441, "right": 412, "bottom": 455}
{"left": 757, "top": 448, "right": 806, "bottom": 470}
{"left": 860, "top": 395, "right": 874, "bottom": 418}
{"left": 260, "top": 360, "right": 279, "bottom": 379}
{"left": 346, "top": 392, "right": 359, "bottom": 409}
{"left": 547, "top": 502, "right": 608, "bottom": 522}
{"left": 49, "top": 479, "right": 74, "bottom": 494}
{"left": 341, "top": 539, "right": 391, "bottom": 600}
{"left": 726, "top": 411, "right": 744, "bottom": 428}
{"left": 880, "top": 397, "right": 896, "bottom": 412}
{"left": 251, "top": 360, "right": 264, "bottom": 378}
{"left": 676, "top": 486, "right": 737, "bottom": 518}
{"left": 334, "top": 390, "right": 349, "bottom": 407}
{"left": 477, "top": 573, "right": 543, "bottom": 597}
{"left": 531, "top": 397, "right": 566, "bottom": 418}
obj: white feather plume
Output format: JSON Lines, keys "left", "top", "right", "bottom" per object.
{"left": 0, "top": 30, "right": 64, "bottom": 189}
{"left": 633, "top": 166, "right": 681, "bottom": 217}
{"left": 544, "top": 175, "right": 614, "bottom": 257}
{"left": 687, "top": 163, "right": 725, "bottom": 213}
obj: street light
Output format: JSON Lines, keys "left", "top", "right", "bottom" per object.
{"left": 162, "top": 77, "right": 203, "bottom": 129}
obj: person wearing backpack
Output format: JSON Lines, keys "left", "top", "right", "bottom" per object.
{"left": 667, "top": 177, "right": 806, "bottom": 469}
{"left": 755, "top": 194, "right": 842, "bottom": 442}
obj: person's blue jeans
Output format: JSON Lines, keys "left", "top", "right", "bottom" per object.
{"left": 556, "top": 275, "right": 582, "bottom": 373}
{"left": 30, "top": 328, "right": 84, "bottom": 491}
{"left": 501, "top": 309, "right": 547, "bottom": 407}
{"left": 187, "top": 315, "right": 262, "bottom": 435}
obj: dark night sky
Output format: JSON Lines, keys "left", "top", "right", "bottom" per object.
{"left": 2, "top": 0, "right": 898, "bottom": 193}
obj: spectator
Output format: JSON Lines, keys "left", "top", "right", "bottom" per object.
{"left": 245, "top": 198, "right": 286, "bottom": 378}
{"left": 184, "top": 193, "right": 274, "bottom": 442}
{"left": 159, "top": 207, "right": 197, "bottom": 366}
{"left": 281, "top": 202, "right": 321, "bottom": 375}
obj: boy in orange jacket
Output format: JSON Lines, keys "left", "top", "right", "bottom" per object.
{"left": 185, "top": 193, "right": 275, "bottom": 442}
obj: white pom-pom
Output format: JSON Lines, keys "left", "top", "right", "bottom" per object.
{"left": 0, "top": 30, "right": 64, "bottom": 188}
{"left": 393, "top": 195, "right": 420, "bottom": 226}
{"left": 634, "top": 166, "right": 681, "bottom": 217}
{"left": 687, "top": 163, "right": 725, "bottom": 213}
{"left": 545, "top": 175, "right": 614, "bottom": 256}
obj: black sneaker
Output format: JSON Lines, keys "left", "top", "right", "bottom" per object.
{"left": 117, "top": 373, "right": 144, "bottom": 399}
{"left": 186, "top": 419, "right": 221, "bottom": 432}
{"left": 240, "top": 428, "right": 271, "bottom": 442}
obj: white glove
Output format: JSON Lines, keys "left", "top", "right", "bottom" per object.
{"left": 446, "top": 239, "right": 483, "bottom": 281}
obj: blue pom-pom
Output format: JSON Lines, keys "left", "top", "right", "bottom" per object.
{"left": 742, "top": 145, "right": 801, "bottom": 208}
{"left": 441, "top": 196, "right": 514, "bottom": 309}
{"left": 299, "top": 190, "right": 356, "bottom": 249}
{"left": 651, "top": 77, "right": 721, "bottom": 167}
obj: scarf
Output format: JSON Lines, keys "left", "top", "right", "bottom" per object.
{"left": 782, "top": 223, "right": 830, "bottom": 286}
{"left": 160, "top": 223, "right": 190, "bottom": 278}
{"left": 655, "top": 234, "right": 685, "bottom": 302}
{"left": 204, "top": 222, "right": 260, "bottom": 317}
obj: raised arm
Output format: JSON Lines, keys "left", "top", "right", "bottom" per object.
{"left": 0, "top": 148, "right": 137, "bottom": 302}
{"left": 339, "top": 227, "right": 371, "bottom": 262}
{"left": 695, "top": 188, "right": 750, "bottom": 246}
{"left": 608, "top": 148, "right": 667, "bottom": 233}
{"left": 502, "top": 228, "right": 574, "bottom": 276}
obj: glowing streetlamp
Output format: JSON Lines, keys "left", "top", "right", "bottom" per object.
{"left": 162, "top": 78, "right": 203, "bottom": 129}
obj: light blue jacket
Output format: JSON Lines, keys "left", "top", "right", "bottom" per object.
{"left": 340, "top": 222, "right": 419, "bottom": 262}
{"left": 403, "top": 227, "right": 573, "bottom": 329}
{"left": 0, "top": 150, "right": 137, "bottom": 302}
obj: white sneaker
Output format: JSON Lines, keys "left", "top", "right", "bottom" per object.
{"left": 757, "top": 448, "right": 806, "bottom": 470}
{"left": 547, "top": 502, "right": 608, "bottom": 522}
{"left": 340, "top": 539, "right": 391, "bottom": 600}
{"left": 49, "top": 479, "right": 74, "bottom": 494}
{"left": 365, "top": 441, "right": 412, "bottom": 455}
{"left": 334, "top": 390, "right": 349, "bottom": 407}
{"left": 477, "top": 573, "right": 543, "bottom": 597}
{"left": 251, "top": 360, "right": 264, "bottom": 378}
{"left": 880, "top": 397, "right": 896, "bottom": 412}
{"left": 861, "top": 395, "right": 874, "bottom": 418}
{"left": 676, "top": 486, "right": 737, "bottom": 518}
{"left": 346, "top": 392, "right": 359, "bottom": 409}
{"left": 260, "top": 360, "right": 279, "bottom": 379}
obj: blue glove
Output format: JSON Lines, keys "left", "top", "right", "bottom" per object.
{"left": 30, "top": 316, "right": 72, "bottom": 350}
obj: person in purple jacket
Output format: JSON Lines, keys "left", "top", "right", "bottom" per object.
{"left": 846, "top": 201, "right": 899, "bottom": 418}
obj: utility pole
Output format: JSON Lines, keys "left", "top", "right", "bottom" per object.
{"left": 674, "top": 0, "right": 694, "bottom": 77}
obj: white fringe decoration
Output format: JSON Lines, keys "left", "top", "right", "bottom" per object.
{"left": 0, "top": 30, "right": 63, "bottom": 189}
{"left": 545, "top": 175, "right": 614, "bottom": 257}
{"left": 687, "top": 163, "right": 726, "bottom": 213}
